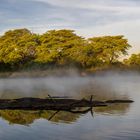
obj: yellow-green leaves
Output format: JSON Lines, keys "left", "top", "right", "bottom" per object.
{"left": 35, "top": 29, "right": 84, "bottom": 65}
{"left": 0, "top": 28, "right": 132, "bottom": 71}
{"left": 88, "top": 36, "right": 131, "bottom": 65}
{"left": 124, "top": 53, "right": 140, "bottom": 67}
{"left": 0, "top": 29, "right": 39, "bottom": 65}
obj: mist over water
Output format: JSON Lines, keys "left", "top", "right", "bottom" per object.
{"left": 0, "top": 71, "right": 139, "bottom": 99}
{"left": 0, "top": 71, "right": 140, "bottom": 140}
{"left": 0, "top": 76, "right": 92, "bottom": 98}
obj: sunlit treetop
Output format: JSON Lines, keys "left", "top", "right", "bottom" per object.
{"left": 0, "top": 28, "right": 134, "bottom": 71}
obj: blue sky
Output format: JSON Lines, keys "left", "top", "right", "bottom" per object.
{"left": 0, "top": 0, "right": 140, "bottom": 54}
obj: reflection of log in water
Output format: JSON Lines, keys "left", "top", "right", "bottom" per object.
{"left": 0, "top": 97, "right": 134, "bottom": 111}
{"left": 0, "top": 96, "right": 134, "bottom": 125}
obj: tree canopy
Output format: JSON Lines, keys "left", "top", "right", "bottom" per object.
{"left": 88, "top": 36, "right": 131, "bottom": 64}
{"left": 123, "top": 53, "right": 140, "bottom": 68}
{"left": 35, "top": 29, "right": 84, "bottom": 66}
{"left": 0, "top": 29, "right": 39, "bottom": 65}
{"left": 0, "top": 28, "right": 133, "bottom": 71}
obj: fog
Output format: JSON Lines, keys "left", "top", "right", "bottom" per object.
{"left": 0, "top": 71, "right": 139, "bottom": 99}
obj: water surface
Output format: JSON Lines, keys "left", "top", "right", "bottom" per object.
{"left": 0, "top": 73, "right": 139, "bottom": 140}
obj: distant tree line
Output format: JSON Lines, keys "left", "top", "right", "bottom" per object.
{"left": 0, "top": 28, "right": 139, "bottom": 71}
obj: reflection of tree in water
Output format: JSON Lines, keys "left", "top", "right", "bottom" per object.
{"left": 94, "top": 103, "right": 130, "bottom": 115}
{"left": 0, "top": 110, "right": 81, "bottom": 125}
{"left": 0, "top": 102, "right": 131, "bottom": 125}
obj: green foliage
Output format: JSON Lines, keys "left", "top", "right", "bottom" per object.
{"left": 0, "top": 28, "right": 132, "bottom": 71}
{"left": 69, "top": 42, "right": 101, "bottom": 68}
{"left": 0, "top": 28, "right": 40, "bottom": 69}
{"left": 88, "top": 36, "right": 131, "bottom": 65}
{"left": 124, "top": 53, "right": 140, "bottom": 67}
{"left": 35, "top": 29, "right": 84, "bottom": 66}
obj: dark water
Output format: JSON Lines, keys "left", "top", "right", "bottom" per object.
{"left": 0, "top": 73, "right": 140, "bottom": 140}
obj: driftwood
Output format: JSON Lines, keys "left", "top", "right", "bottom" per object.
{"left": 0, "top": 96, "right": 134, "bottom": 111}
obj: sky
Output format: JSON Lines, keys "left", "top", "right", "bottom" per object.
{"left": 0, "top": 0, "right": 140, "bottom": 54}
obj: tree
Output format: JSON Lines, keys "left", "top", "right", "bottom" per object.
{"left": 69, "top": 41, "right": 101, "bottom": 68}
{"left": 0, "top": 29, "right": 40, "bottom": 69}
{"left": 35, "top": 29, "right": 84, "bottom": 66}
{"left": 124, "top": 53, "right": 140, "bottom": 67}
{"left": 0, "top": 28, "right": 132, "bottom": 71}
{"left": 88, "top": 36, "right": 131, "bottom": 65}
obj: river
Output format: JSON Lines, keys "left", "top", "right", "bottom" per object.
{"left": 0, "top": 72, "right": 139, "bottom": 140}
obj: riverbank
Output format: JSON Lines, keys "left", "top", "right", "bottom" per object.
{"left": 0, "top": 67, "right": 140, "bottom": 78}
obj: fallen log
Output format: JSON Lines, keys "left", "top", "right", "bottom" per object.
{"left": 105, "top": 99, "right": 134, "bottom": 103}
{"left": 0, "top": 97, "right": 134, "bottom": 110}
